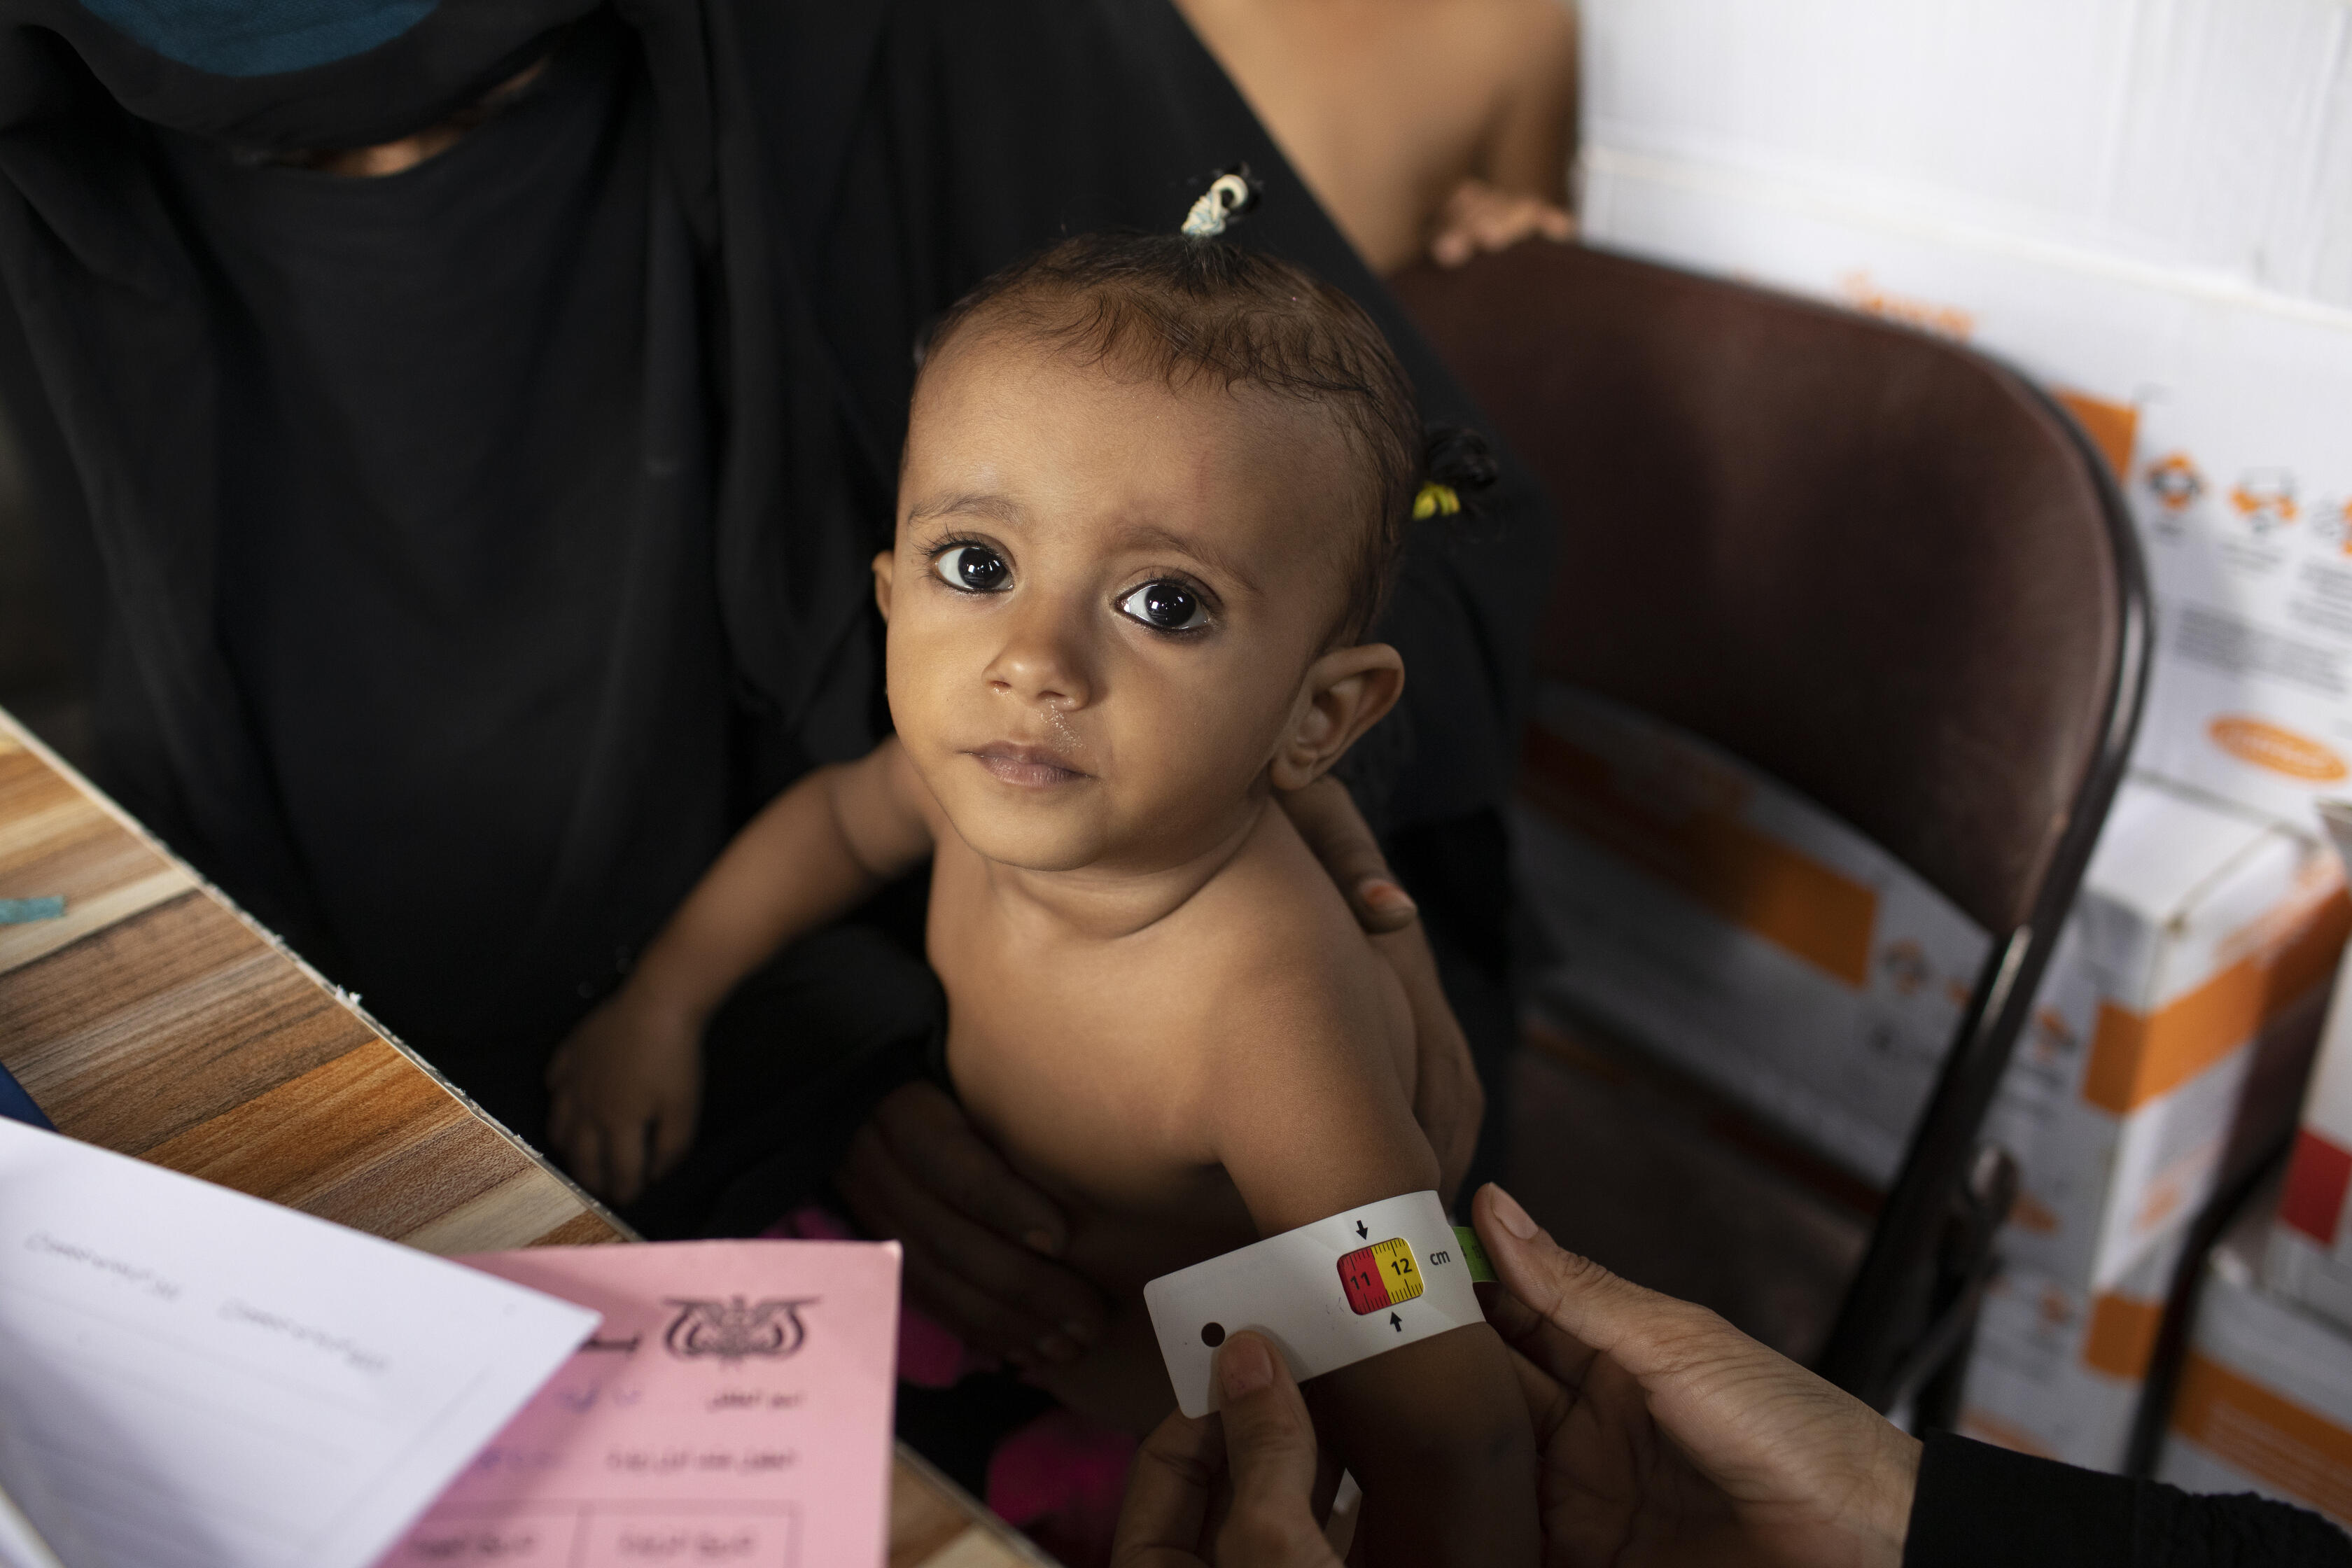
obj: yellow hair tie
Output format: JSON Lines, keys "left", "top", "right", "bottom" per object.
{"left": 1413, "top": 482, "right": 1460, "bottom": 521}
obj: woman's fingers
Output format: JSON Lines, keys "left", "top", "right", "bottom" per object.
{"left": 1471, "top": 1182, "right": 1714, "bottom": 1380}
{"left": 1371, "top": 925, "right": 1483, "bottom": 1201}
{"left": 1210, "top": 1335, "right": 1341, "bottom": 1568}
{"left": 1279, "top": 777, "right": 1418, "bottom": 933}
{"left": 1428, "top": 178, "right": 1576, "bottom": 267}
{"left": 838, "top": 1116, "right": 1109, "bottom": 1359}
{"left": 874, "top": 1083, "right": 1072, "bottom": 1255}
{"left": 1470, "top": 1182, "right": 1922, "bottom": 1558}
{"left": 1112, "top": 1406, "right": 1222, "bottom": 1567}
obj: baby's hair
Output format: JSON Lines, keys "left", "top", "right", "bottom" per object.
{"left": 920, "top": 230, "right": 1492, "bottom": 643}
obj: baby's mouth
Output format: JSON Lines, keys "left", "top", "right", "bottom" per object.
{"left": 967, "top": 743, "right": 1089, "bottom": 788}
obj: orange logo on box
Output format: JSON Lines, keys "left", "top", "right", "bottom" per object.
{"left": 2209, "top": 715, "right": 2348, "bottom": 782}
{"left": 2229, "top": 470, "right": 2300, "bottom": 533}
{"left": 1835, "top": 270, "right": 1975, "bottom": 341}
{"left": 2145, "top": 451, "right": 2204, "bottom": 512}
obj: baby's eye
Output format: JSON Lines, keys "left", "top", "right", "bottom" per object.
{"left": 934, "top": 543, "right": 1010, "bottom": 593}
{"left": 1116, "top": 579, "right": 1211, "bottom": 633}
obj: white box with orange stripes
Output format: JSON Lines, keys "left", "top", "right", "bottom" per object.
{"left": 2261, "top": 806, "right": 2352, "bottom": 1331}
{"left": 1982, "top": 776, "right": 2346, "bottom": 1296}
{"left": 1956, "top": 778, "right": 2346, "bottom": 1466}
{"left": 2162, "top": 1186, "right": 2352, "bottom": 1530}
{"left": 1578, "top": 0, "right": 2352, "bottom": 833}
{"left": 1959, "top": 1228, "right": 2186, "bottom": 1471}
{"left": 1513, "top": 681, "right": 1993, "bottom": 1188}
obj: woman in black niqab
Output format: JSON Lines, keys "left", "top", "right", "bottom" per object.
{"left": 0, "top": 0, "right": 1550, "bottom": 1214}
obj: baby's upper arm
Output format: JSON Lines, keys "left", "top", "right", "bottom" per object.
{"left": 822, "top": 737, "right": 940, "bottom": 879}
{"left": 1206, "top": 962, "right": 1440, "bottom": 1238}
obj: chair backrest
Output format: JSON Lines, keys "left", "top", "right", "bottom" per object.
{"left": 1390, "top": 241, "right": 2150, "bottom": 1406}
{"left": 1391, "top": 241, "right": 2127, "bottom": 937}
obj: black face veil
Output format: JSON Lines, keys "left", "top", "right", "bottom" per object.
{"left": 0, "top": 2, "right": 893, "bottom": 1119}
{"left": 0, "top": 0, "right": 1553, "bottom": 1130}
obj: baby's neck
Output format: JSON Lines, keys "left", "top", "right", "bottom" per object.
{"left": 976, "top": 796, "right": 1277, "bottom": 941}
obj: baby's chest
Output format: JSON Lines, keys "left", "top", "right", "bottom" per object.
{"left": 928, "top": 923, "right": 1218, "bottom": 1209}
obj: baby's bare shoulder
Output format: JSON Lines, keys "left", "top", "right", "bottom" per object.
{"left": 1163, "top": 813, "right": 1436, "bottom": 1229}
{"left": 1169, "top": 813, "right": 1408, "bottom": 1063}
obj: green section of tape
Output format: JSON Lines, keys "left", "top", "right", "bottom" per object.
{"left": 1452, "top": 1224, "right": 1495, "bottom": 1284}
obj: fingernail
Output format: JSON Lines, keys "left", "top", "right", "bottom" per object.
{"left": 1360, "top": 877, "right": 1417, "bottom": 914}
{"left": 1024, "top": 1228, "right": 1059, "bottom": 1256}
{"left": 1037, "top": 1334, "right": 1080, "bottom": 1364}
{"left": 1218, "top": 1334, "right": 1275, "bottom": 1399}
{"left": 1487, "top": 1182, "right": 1539, "bottom": 1240}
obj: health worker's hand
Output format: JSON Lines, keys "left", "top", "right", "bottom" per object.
{"left": 1471, "top": 1183, "right": 1921, "bottom": 1568}
{"left": 1279, "top": 776, "right": 1482, "bottom": 1201}
{"left": 835, "top": 1080, "right": 1112, "bottom": 1371}
{"left": 1114, "top": 1332, "right": 1342, "bottom": 1568}
{"left": 545, "top": 990, "right": 702, "bottom": 1205}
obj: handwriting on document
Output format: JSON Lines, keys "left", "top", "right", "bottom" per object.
{"left": 0, "top": 1119, "right": 599, "bottom": 1568}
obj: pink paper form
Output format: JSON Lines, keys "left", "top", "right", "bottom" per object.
{"left": 374, "top": 1239, "right": 901, "bottom": 1568}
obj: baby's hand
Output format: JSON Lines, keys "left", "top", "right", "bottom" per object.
{"left": 545, "top": 990, "right": 704, "bottom": 1205}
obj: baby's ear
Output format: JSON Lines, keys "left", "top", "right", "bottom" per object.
{"left": 1271, "top": 644, "right": 1405, "bottom": 791}
{"left": 872, "top": 548, "right": 896, "bottom": 622}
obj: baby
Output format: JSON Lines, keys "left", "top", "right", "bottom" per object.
{"left": 555, "top": 229, "right": 1536, "bottom": 1564}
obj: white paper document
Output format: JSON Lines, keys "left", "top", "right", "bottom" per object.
{"left": 0, "top": 1119, "right": 600, "bottom": 1568}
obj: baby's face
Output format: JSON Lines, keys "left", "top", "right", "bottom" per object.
{"left": 878, "top": 332, "right": 1367, "bottom": 876}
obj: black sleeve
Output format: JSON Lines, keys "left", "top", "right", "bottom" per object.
{"left": 1905, "top": 1432, "right": 2352, "bottom": 1568}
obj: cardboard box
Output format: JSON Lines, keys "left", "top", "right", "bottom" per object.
{"left": 2160, "top": 1193, "right": 2352, "bottom": 1527}
{"left": 1984, "top": 776, "right": 2348, "bottom": 1292}
{"left": 1513, "top": 681, "right": 1993, "bottom": 1187}
{"left": 2262, "top": 804, "right": 2352, "bottom": 1331}
{"left": 1578, "top": 0, "right": 2352, "bottom": 831}
{"left": 1959, "top": 1230, "right": 2185, "bottom": 1472}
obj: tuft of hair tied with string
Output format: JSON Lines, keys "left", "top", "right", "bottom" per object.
{"left": 1417, "top": 426, "right": 1497, "bottom": 522}
{"left": 1180, "top": 166, "right": 1261, "bottom": 239}
{"left": 1172, "top": 164, "right": 1495, "bottom": 531}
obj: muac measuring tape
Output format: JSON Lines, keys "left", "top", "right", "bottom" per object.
{"left": 1143, "top": 1190, "right": 1496, "bottom": 1418}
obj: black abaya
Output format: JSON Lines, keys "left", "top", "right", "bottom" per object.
{"left": 0, "top": 1, "right": 1553, "bottom": 1167}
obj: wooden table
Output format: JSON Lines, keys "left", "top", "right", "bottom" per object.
{"left": 0, "top": 708, "right": 1053, "bottom": 1568}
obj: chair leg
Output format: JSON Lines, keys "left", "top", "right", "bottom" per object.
{"left": 1883, "top": 1143, "right": 2020, "bottom": 1425}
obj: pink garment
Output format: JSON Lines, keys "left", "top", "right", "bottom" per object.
{"left": 985, "top": 1407, "right": 1138, "bottom": 1568}
{"left": 764, "top": 1203, "right": 986, "bottom": 1387}
{"left": 766, "top": 1205, "right": 1138, "bottom": 1567}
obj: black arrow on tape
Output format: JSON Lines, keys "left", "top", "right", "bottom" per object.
{"left": 1389, "top": 1312, "right": 1402, "bottom": 1332}
{"left": 1356, "top": 1220, "right": 1368, "bottom": 1239}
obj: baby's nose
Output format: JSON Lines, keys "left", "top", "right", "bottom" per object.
{"left": 985, "top": 613, "right": 1093, "bottom": 708}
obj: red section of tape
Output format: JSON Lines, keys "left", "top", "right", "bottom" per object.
{"left": 2281, "top": 1129, "right": 2352, "bottom": 1244}
{"left": 1337, "top": 1247, "right": 1389, "bottom": 1315}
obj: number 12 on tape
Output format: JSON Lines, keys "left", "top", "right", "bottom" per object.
{"left": 1338, "top": 1238, "right": 1423, "bottom": 1313}
{"left": 1143, "top": 1190, "right": 1483, "bottom": 1416}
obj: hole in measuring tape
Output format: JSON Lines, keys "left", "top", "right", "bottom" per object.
{"left": 1200, "top": 1322, "right": 1226, "bottom": 1348}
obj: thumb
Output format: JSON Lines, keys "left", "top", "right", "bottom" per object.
{"left": 1211, "top": 1334, "right": 1338, "bottom": 1567}
{"left": 1471, "top": 1182, "right": 1717, "bottom": 1380}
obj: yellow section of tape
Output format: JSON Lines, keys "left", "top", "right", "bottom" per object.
{"left": 1369, "top": 1237, "right": 1424, "bottom": 1306}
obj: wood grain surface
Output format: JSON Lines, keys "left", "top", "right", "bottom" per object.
{"left": 0, "top": 708, "right": 1045, "bottom": 1568}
